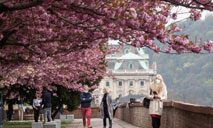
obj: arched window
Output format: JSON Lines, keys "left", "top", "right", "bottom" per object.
{"left": 124, "top": 47, "right": 130, "bottom": 54}
{"left": 129, "top": 90, "right": 135, "bottom": 94}
{"left": 118, "top": 81, "right": 122, "bottom": 86}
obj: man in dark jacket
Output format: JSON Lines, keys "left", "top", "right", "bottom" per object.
{"left": 41, "top": 88, "right": 52, "bottom": 123}
{"left": 7, "top": 102, "right": 13, "bottom": 121}
{"left": 80, "top": 85, "right": 92, "bottom": 128}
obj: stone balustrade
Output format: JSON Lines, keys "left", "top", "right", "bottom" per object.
{"left": 115, "top": 101, "right": 213, "bottom": 128}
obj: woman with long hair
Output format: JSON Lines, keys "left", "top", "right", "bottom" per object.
{"left": 147, "top": 74, "right": 167, "bottom": 128}
{"left": 100, "top": 88, "right": 113, "bottom": 128}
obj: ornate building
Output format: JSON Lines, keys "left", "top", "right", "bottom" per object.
{"left": 93, "top": 40, "right": 157, "bottom": 105}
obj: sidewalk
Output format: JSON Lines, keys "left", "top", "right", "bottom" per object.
{"left": 66, "top": 118, "right": 140, "bottom": 128}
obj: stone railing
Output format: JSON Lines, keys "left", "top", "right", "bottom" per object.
{"left": 106, "top": 54, "right": 149, "bottom": 59}
{"left": 107, "top": 69, "right": 154, "bottom": 75}
{"left": 115, "top": 101, "right": 213, "bottom": 128}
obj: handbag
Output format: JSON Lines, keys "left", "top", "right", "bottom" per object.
{"left": 143, "top": 89, "right": 152, "bottom": 108}
{"left": 143, "top": 98, "right": 150, "bottom": 108}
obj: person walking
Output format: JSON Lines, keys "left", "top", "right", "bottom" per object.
{"left": 80, "top": 85, "right": 93, "bottom": 128}
{"left": 113, "top": 97, "right": 120, "bottom": 117}
{"left": 100, "top": 88, "right": 113, "bottom": 128}
{"left": 33, "top": 93, "right": 42, "bottom": 122}
{"left": 17, "top": 96, "right": 24, "bottom": 120}
{"left": 146, "top": 74, "right": 167, "bottom": 128}
{"left": 41, "top": 88, "right": 52, "bottom": 123}
{"left": 7, "top": 102, "right": 13, "bottom": 121}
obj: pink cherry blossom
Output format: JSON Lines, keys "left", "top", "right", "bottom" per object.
{"left": 0, "top": 0, "right": 213, "bottom": 95}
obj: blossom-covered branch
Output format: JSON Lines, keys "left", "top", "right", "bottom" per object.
{"left": 0, "top": 0, "right": 213, "bottom": 94}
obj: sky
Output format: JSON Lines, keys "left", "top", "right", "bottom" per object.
{"left": 168, "top": 7, "right": 213, "bottom": 26}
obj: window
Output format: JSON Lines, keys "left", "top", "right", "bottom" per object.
{"left": 128, "top": 63, "right": 134, "bottom": 69}
{"left": 106, "top": 81, "right": 110, "bottom": 87}
{"left": 112, "top": 51, "right": 116, "bottom": 55}
{"left": 124, "top": 47, "right": 130, "bottom": 54}
{"left": 107, "top": 62, "right": 115, "bottom": 69}
{"left": 129, "top": 90, "right": 134, "bottom": 94}
{"left": 129, "top": 81, "right": 133, "bottom": 86}
{"left": 119, "top": 94, "right": 122, "bottom": 98}
{"left": 118, "top": 81, "right": 122, "bottom": 86}
{"left": 140, "top": 81, "right": 144, "bottom": 86}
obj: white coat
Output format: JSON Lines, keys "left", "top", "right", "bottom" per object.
{"left": 146, "top": 82, "right": 167, "bottom": 116}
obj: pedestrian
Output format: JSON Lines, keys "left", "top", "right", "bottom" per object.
{"left": 39, "top": 108, "right": 43, "bottom": 121}
{"left": 33, "top": 93, "right": 42, "bottom": 122}
{"left": 7, "top": 102, "right": 13, "bottom": 121}
{"left": 80, "top": 85, "right": 93, "bottom": 128}
{"left": 59, "top": 105, "right": 64, "bottom": 115}
{"left": 41, "top": 87, "right": 52, "bottom": 123}
{"left": 100, "top": 88, "right": 113, "bottom": 128}
{"left": 17, "top": 96, "right": 24, "bottom": 120}
{"left": 146, "top": 74, "right": 167, "bottom": 128}
{"left": 113, "top": 97, "right": 120, "bottom": 117}
{"left": 25, "top": 107, "right": 30, "bottom": 114}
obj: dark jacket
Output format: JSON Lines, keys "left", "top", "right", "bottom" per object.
{"left": 80, "top": 92, "right": 92, "bottom": 108}
{"left": 42, "top": 91, "right": 52, "bottom": 108}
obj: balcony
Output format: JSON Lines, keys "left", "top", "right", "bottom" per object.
{"left": 107, "top": 69, "right": 156, "bottom": 75}
{"left": 106, "top": 54, "right": 149, "bottom": 60}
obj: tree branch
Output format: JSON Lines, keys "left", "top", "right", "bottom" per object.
{"left": 0, "top": 0, "right": 10, "bottom": 4}
{"left": 48, "top": 8, "right": 101, "bottom": 30}
{"left": 70, "top": 3, "right": 105, "bottom": 16}
{"left": 162, "top": 0, "right": 213, "bottom": 10}
{"left": 0, "top": 0, "right": 43, "bottom": 13}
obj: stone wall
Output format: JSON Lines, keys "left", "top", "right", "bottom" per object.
{"left": 116, "top": 101, "right": 213, "bottom": 128}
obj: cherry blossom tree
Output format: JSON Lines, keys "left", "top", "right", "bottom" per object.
{"left": 1, "top": 0, "right": 213, "bottom": 95}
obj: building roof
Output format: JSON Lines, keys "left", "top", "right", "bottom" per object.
{"left": 108, "top": 40, "right": 120, "bottom": 46}
{"left": 117, "top": 52, "right": 144, "bottom": 60}
{"left": 108, "top": 39, "right": 132, "bottom": 46}
{"left": 137, "top": 48, "right": 145, "bottom": 55}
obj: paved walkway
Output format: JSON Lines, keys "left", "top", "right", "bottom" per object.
{"left": 67, "top": 118, "right": 140, "bottom": 128}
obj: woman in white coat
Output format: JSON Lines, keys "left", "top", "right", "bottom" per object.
{"left": 147, "top": 74, "right": 167, "bottom": 128}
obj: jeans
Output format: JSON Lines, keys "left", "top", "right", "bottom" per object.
{"left": 103, "top": 108, "right": 112, "bottom": 128}
{"left": 33, "top": 107, "right": 40, "bottom": 122}
{"left": 44, "top": 108, "right": 52, "bottom": 123}
{"left": 81, "top": 107, "right": 91, "bottom": 127}
{"left": 18, "top": 108, "right": 23, "bottom": 120}
{"left": 113, "top": 107, "right": 117, "bottom": 117}
{"left": 152, "top": 117, "right": 161, "bottom": 128}
{"left": 103, "top": 115, "right": 112, "bottom": 128}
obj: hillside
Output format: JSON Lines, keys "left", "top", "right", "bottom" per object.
{"left": 146, "top": 15, "right": 213, "bottom": 106}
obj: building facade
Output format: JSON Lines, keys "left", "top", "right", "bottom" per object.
{"left": 93, "top": 41, "right": 157, "bottom": 105}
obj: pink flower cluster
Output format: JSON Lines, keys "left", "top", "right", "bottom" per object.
{"left": 0, "top": 0, "right": 213, "bottom": 94}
